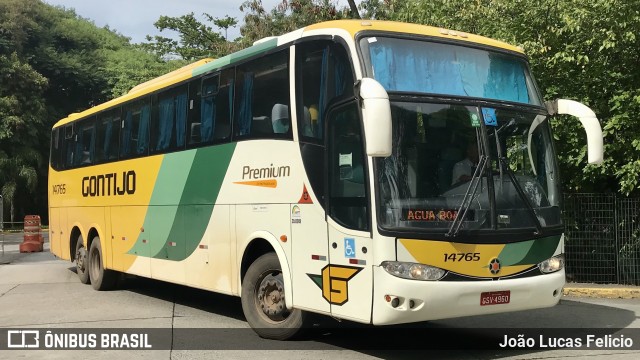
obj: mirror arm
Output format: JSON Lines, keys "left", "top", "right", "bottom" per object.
{"left": 546, "top": 99, "right": 604, "bottom": 164}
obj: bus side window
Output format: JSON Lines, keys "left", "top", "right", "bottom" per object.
{"left": 234, "top": 49, "right": 290, "bottom": 139}
{"left": 152, "top": 85, "right": 188, "bottom": 154}
{"left": 50, "top": 128, "right": 61, "bottom": 170}
{"left": 328, "top": 103, "right": 368, "bottom": 231}
{"left": 63, "top": 124, "right": 74, "bottom": 169}
{"left": 297, "top": 41, "right": 354, "bottom": 142}
{"left": 192, "top": 69, "right": 234, "bottom": 146}
{"left": 75, "top": 118, "right": 96, "bottom": 166}
{"left": 121, "top": 99, "right": 150, "bottom": 159}
{"left": 96, "top": 109, "right": 121, "bottom": 163}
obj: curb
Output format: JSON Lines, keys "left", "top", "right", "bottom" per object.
{"left": 563, "top": 286, "right": 640, "bottom": 299}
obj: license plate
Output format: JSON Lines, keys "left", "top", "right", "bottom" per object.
{"left": 480, "top": 291, "right": 510, "bottom": 306}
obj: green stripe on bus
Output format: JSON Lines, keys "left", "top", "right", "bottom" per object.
{"left": 497, "top": 235, "right": 561, "bottom": 266}
{"left": 128, "top": 151, "right": 196, "bottom": 257}
{"left": 514, "top": 235, "right": 561, "bottom": 265}
{"left": 192, "top": 38, "right": 279, "bottom": 77}
{"left": 152, "top": 143, "right": 236, "bottom": 260}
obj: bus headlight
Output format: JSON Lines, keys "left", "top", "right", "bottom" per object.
{"left": 381, "top": 261, "right": 446, "bottom": 281}
{"left": 538, "top": 254, "right": 565, "bottom": 273}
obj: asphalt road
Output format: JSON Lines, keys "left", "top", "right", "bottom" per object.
{"left": 0, "top": 233, "right": 639, "bottom": 359}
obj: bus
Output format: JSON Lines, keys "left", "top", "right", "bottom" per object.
{"left": 48, "top": 20, "right": 604, "bottom": 340}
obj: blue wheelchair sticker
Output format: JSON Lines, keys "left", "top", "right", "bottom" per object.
{"left": 482, "top": 108, "right": 497, "bottom": 126}
{"left": 344, "top": 238, "right": 356, "bottom": 258}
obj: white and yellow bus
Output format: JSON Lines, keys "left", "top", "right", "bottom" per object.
{"left": 48, "top": 20, "right": 604, "bottom": 340}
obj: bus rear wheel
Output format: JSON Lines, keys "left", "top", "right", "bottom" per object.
{"left": 241, "top": 252, "right": 306, "bottom": 340}
{"left": 75, "top": 234, "right": 90, "bottom": 284}
{"left": 88, "top": 236, "right": 118, "bottom": 291}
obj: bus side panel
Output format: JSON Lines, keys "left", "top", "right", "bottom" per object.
{"left": 111, "top": 205, "right": 150, "bottom": 276}
{"left": 59, "top": 208, "right": 70, "bottom": 261}
{"left": 49, "top": 207, "right": 61, "bottom": 258}
{"left": 68, "top": 205, "right": 105, "bottom": 246}
{"left": 290, "top": 202, "right": 330, "bottom": 315}
{"left": 150, "top": 206, "right": 186, "bottom": 284}
{"left": 185, "top": 205, "right": 232, "bottom": 293}
{"left": 235, "top": 204, "right": 292, "bottom": 283}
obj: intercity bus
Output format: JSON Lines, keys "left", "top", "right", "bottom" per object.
{"left": 48, "top": 20, "right": 604, "bottom": 340}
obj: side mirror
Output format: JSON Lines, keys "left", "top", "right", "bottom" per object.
{"left": 546, "top": 99, "right": 604, "bottom": 164}
{"left": 357, "top": 78, "right": 392, "bottom": 157}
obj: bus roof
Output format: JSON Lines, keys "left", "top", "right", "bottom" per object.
{"left": 304, "top": 20, "right": 523, "bottom": 54}
{"left": 53, "top": 20, "right": 523, "bottom": 128}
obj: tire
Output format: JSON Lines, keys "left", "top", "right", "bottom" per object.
{"left": 241, "top": 252, "right": 306, "bottom": 340}
{"left": 88, "top": 236, "right": 118, "bottom": 291}
{"left": 75, "top": 235, "right": 90, "bottom": 284}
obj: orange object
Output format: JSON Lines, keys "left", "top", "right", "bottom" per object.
{"left": 20, "top": 215, "right": 43, "bottom": 253}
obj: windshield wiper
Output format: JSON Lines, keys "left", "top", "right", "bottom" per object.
{"left": 496, "top": 156, "right": 543, "bottom": 235}
{"left": 446, "top": 154, "right": 488, "bottom": 238}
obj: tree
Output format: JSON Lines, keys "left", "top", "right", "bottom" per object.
{"left": 239, "top": 0, "right": 349, "bottom": 47}
{"left": 0, "top": 51, "right": 47, "bottom": 222}
{"left": 211, "top": 15, "right": 238, "bottom": 41}
{"left": 141, "top": 12, "right": 228, "bottom": 60}
{"left": 0, "top": 0, "right": 181, "bottom": 222}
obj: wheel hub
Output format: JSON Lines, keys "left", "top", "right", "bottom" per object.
{"left": 257, "top": 273, "right": 287, "bottom": 320}
{"left": 77, "top": 247, "right": 87, "bottom": 271}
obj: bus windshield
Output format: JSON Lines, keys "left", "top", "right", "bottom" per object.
{"left": 375, "top": 102, "right": 561, "bottom": 233}
{"left": 361, "top": 36, "right": 542, "bottom": 106}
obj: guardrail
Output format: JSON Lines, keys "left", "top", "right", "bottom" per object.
{"left": 0, "top": 222, "right": 25, "bottom": 232}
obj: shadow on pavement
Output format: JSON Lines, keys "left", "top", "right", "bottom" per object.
{"left": 61, "top": 265, "right": 638, "bottom": 359}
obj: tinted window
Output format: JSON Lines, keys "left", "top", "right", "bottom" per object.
{"left": 234, "top": 49, "right": 291, "bottom": 139}
{"left": 297, "top": 41, "right": 354, "bottom": 142}
{"left": 121, "top": 99, "right": 151, "bottom": 159}
{"left": 190, "top": 69, "right": 234, "bottom": 146}
{"left": 151, "top": 85, "right": 188, "bottom": 154}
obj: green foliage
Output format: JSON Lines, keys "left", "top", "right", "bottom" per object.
{"left": 211, "top": 15, "right": 239, "bottom": 41}
{"left": 141, "top": 1, "right": 353, "bottom": 61}
{"left": 239, "top": 0, "right": 348, "bottom": 47}
{"left": 0, "top": 0, "right": 177, "bottom": 221}
{"left": 141, "top": 12, "right": 228, "bottom": 60}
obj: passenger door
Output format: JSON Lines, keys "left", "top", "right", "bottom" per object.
{"left": 325, "top": 102, "right": 373, "bottom": 322}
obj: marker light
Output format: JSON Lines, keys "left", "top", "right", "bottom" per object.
{"left": 381, "top": 261, "right": 446, "bottom": 281}
{"left": 538, "top": 254, "right": 565, "bottom": 274}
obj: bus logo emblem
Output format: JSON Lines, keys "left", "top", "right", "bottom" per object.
{"left": 307, "top": 265, "right": 362, "bottom": 305}
{"left": 489, "top": 258, "right": 501, "bottom": 274}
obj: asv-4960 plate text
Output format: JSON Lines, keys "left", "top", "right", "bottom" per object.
{"left": 480, "top": 290, "right": 510, "bottom": 306}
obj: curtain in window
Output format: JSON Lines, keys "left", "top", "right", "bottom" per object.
{"left": 334, "top": 52, "right": 347, "bottom": 98}
{"left": 158, "top": 97, "right": 174, "bottom": 150}
{"left": 201, "top": 93, "right": 215, "bottom": 143}
{"left": 369, "top": 40, "right": 531, "bottom": 104}
{"left": 484, "top": 55, "right": 530, "bottom": 104}
{"left": 175, "top": 93, "right": 187, "bottom": 147}
{"left": 238, "top": 72, "right": 253, "bottom": 136}
{"left": 137, "top": 105, "right": 150, "bottom": 154}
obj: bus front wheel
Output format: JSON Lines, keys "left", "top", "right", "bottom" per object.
{"left": 88, "top": 236, "right": 118, "bottom": 291}
{"left": 75, "top": 234, "right": 90, "bottom": 284}
{"left": 241, "top": 252, "right": 306, "bottom": 340}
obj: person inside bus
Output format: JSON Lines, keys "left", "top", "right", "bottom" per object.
{"left": 451, "top": 141, "right": 479, "bottom": 186}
